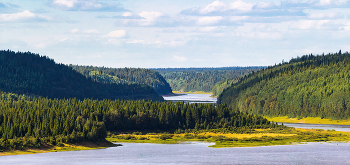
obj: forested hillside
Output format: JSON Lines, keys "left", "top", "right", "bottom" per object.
{"left": 212, "top": 78, "right": 239, "bottom": 97}
{"left": 0, "top": 50, "right": 162, "bottom": 101}
{"left": 152, "top": 67, "right": 263, "bottom": 92}
{"left": 71, "top": 66, "right": 172, "bottom": 95}
{"left": 0, "top": 91, "right": 273, "bottom": 150}
{"left": 218, "top": 51, "right": 350, "bottom": 119}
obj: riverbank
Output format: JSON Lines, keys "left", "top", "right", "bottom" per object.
{"left": 266, "top": 116, "right": 350, "bottom": 125}
{"left": 106, "top": 127, "right": 350, "bottom": 148}
{"left": 0, "top": 140, "right": 118, "bottom": 156}
{"left": 172, "top": 91, "right": 213, "bottom": 95}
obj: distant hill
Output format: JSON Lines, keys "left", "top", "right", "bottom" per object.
{"left": 71, "top": 66, "right": 173, "bottom": 95}
{"left": 0, "top": 50, "right": 163, "bottom": 101}
{"left": 152, "top": 67, "right": 264, "bottom": 93}
{"left": 218, "top": 51, "right": 350, "bottom": 119}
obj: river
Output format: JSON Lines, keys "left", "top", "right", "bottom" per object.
{"left": 1, "top": 94, "right": 350, "bottom": 164}
{"left": 163, "top": 93, "right": 217, "bottom": 104}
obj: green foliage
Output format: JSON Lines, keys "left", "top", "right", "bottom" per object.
{"left": 153, "top": 67, "right": 263, "bottom": 92}
{"left": 0, "top": 50, "right": 163, "bottom": 101}
{"left": 0, "top": 91, "right": 273, "bottom": 150}
{"left": 71, "top": 66, "right": 172, "bottom": 95}
{"left": 219, "top": 51, "right": 350, "bottom": 119}
{"left": 212, "top": 78, "right": 239, "bottom": 97}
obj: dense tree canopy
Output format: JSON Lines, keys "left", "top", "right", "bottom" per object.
{"left": 0, "top": 91, "right": 273, "bottom": 150}
{"left": 219, "top": 51, "right": 350, "bottom": 119}
{"left": 71, "top": 66, "right": 172, "bottom": 95}
{"left": 152, "top": 67, "right": 263, "bottom": 92}
{"left": 0, "top": 50, "right": 162, "bottom": 101}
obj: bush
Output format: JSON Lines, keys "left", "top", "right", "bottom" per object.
{"left": 159, "top": 134, "right": 173, "bottom": 140}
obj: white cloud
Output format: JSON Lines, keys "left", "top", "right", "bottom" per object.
{"left": 139, "top": 11, "right": 162, "bottom": 21}
{"left": 0, "top": 10, "right": 50, "bottom": 22}
{"left": 308, "top": 12, "right": 344, "bottom": 19}
{"left": 108, "top": 30, "right": 126, "bottom": 38}
{"left": 50, "top": 0, "right": 128, "bottom": 12}
{"left": 197, "top": 16, "right": 223, "bottom": 25}
{"left": 289, "top": 20, "right": 330, "bottom": 29}
{"left": 53, "top": 0, "right": 75, "bottom": 8}
{"left": 200, "top": 1, "right": 227, "bottom": 14}
{"left": 127, "top": 40, "right": 146, "bottom": 44}
{"left": 229, "top": 0, "right": 253, "bottom": 12}
{"left": 343, "top": 22, "right": 350, "bottom": 31}
{"left": 83, "top": 29, "right": 99, "bottom": 34}
{"left": 172, "top": 55, "right": 187, "bottom": 62}
{"left": 123, "top": 12, "right": 132, "bottom": 17}
{"left": 71, "top": 29, "right": 79, "bottom": 33}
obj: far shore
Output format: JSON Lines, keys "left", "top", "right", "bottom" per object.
{"left": 266, "top": 116, "right": 350, "bottom": 125}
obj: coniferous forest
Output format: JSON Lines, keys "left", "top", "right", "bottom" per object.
{"left": 0, "top": 91, "right": 272, "bottom": 150}
{"left": 219, "top": 51, "right": 350, "bottom": 119}
{"left": 71, "top": 65, "right": 173, "bottom": 95}
{"left": 0, "top": 50, "right": 163, "bottom": 101}
{"left": 152, "top": 67, "right": 263, "bottom": 92}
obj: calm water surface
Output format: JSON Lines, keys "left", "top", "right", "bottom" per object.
{"left": 282, "top": 123, "right": 350, "bottom": 132}
{"left": 1, "top": 142, "right": 350, "bottom": 165}
{"left": 163, "top": 93, "right": 217, "bottom": 104}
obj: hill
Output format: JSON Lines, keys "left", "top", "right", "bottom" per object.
{"left": 218, "top": 51, "right": 350, "bottom": 119}
{"left": 0, "top": 50, "right": 163, "bottom": 101}
{"left": 71, "top": 66, "right": 172, "bottom": 95}
{"left": 152, "top": 67, "right": 263, "bottom": 93}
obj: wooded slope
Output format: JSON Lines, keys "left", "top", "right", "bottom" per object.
{"left": 218, "top": 51, "right": 350, "bottom": 119}
{"left": 0, "top": 50, "right": 163, "bottom": 101}
{"left": 152, "top": 67, "right": 263, "bottom": 92}
{"left": 71, "top": 66, "right": 172, "bottom": 95}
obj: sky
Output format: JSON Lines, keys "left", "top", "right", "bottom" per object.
{"left": 1, "top": 0, "right": 350, "bottom": 68}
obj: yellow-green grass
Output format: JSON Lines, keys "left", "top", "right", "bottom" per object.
{"left": 266, "top": 116, "right": 350, "bottom": 125}
{"left": 172, "top": 91, "right": 213, "bottom": 95}
{"left": 106, "top": 128, "right": 350, "bottom": 148}
{"left": 0, "top": 140, "right": 117, "bottom": 156}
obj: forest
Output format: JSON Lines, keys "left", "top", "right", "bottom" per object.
{"left": 71, "top": 66, "right": 172, "bottom": 95}
{"left": 152, "top": 67, "right": 263, "bottom": 93}
{"left": 218, "top": 51, "right": 350, "bottom": 119}
{"left": 0, "top": 50, "right": 162, "bottom": 101}
{"left": 0, "top": 91, "right": 274, "bottom": 151}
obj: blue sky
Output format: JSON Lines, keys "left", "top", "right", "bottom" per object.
{"left": 1, "top": 0, "right": 350, "bottom": 68}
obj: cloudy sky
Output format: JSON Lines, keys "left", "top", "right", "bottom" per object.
{"left": 1, "top": 0, "right": 350, "bottom": 68}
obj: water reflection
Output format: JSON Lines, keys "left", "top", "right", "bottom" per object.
{"left": 1, "top": 142, "right": 350, "bottom": 165}
{"left": 163, "top": 93, "right": 217, "bottom": 104}
{"left": 281, "top": 123, "right": 350, "bottom": 132}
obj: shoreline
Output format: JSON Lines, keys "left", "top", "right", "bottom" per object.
{"left": 266, "top": 116, "right": 350, "bottom": 125}
{"left": 2, "top": 127, "right": 350, "bottom": 156}
{"left": 0, "top": 140, "right": 118, "bottom": 156}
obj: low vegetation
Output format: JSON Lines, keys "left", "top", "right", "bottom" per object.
{"left": 107, "top": 127, "right": 350, "bottom": 148}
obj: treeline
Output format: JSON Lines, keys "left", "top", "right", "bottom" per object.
{"left": 152, "top": 67, "right": 263, "bottom": 92}
{"left": 0, "top": 91, "right": 273, "bottom": 150}
{"left": 71, "top": 66, "right": 172, "bottom": 95}
{"left": 0, "top": 50, "right": 162, "bottom": 101}
{"left": 219, "top": 51, "right": 350, "bottom": 119}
